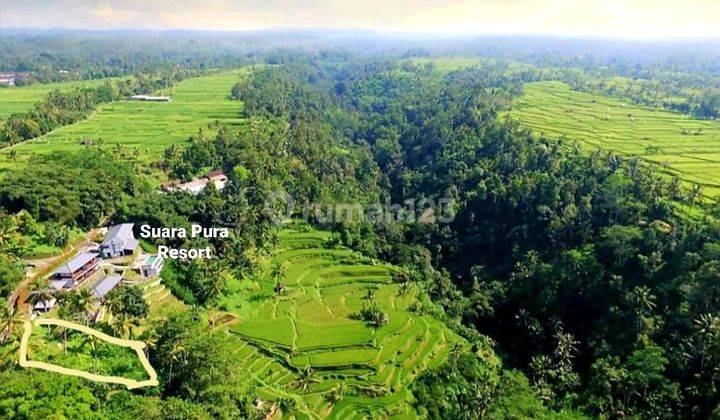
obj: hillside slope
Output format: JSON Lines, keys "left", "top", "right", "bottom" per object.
{"left": 509, "top": 81, "right": 720, "bottom": 196}
{"left": 0, "top": 70, "right": 247, "bottom": 168}
{"left": 217, "top": 224, "right": 461, "bottom": 419}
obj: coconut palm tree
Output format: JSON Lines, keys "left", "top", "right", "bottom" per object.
{"left": 113, "top": 142, "right": 126, "bottom": 160}
{"left": 166, "top": 342, "right": 187, "bottom": 386}
{"left": 294, "top": 365, "right": 319, "bottom": 392}
{"left": 270, "top": 263, "right": 285, "bottom": 282}
{"left": 688, "top": 184, "right": 704, "bottom": 209}
{"left": 363, "top": 288, "right": 376, "bottom": 301}
{"left": 206, "top": 269, "right": 225, "bottom": 303}
{"left": 80, "top": 334, "right": 101, "bottom": 369}
{"left": 104, "top": 291, "right": 123, "bottom": 321}
{"left": 0, "top": 334, "right": 21, "bottom": 367}
{"left": 112, "top": 313, "right": 138, "bottom": 339}
{"left": 7, "top": 150, "right": 19, "bottom": 167}
{"left": 75, "top": 289, "right": 96, "bottom": 325}
{"left": 55, "top": 304, "right": 72, "bottom": 352}
{"left": 669, "top": 177, "right": 683, "bottom": 199}
{"left": 629, "top": 286, "right": 657, "bottom": 337}
{"left": 141, "top": 328, "right": 159, "bottom": 359}
{"left": 26, "top": 279, "right": 55, "bottom": 311}
{"left": 0, "top": 216, "right": 19, "bottom": 250}
{"left": 58, "top": 289, "right": 97, "bottom": 326}
{"left": 694, "top": 313, "right": 720, "bottom": 373}
{"left": 0, "top": 304, "right": 24, "bottom": 344}
{"left": 397, "top": 281, "right": 413, "bottom": 296}
{"left": 326, "top": 383, "right": 347, "bottom": 403}
{"left": 275, "top": 397, "right": 296, "bottom": 416}
{"left": 450, "top": 342, "right": 464, "bottom": 359}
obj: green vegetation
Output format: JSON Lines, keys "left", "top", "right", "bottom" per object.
{"left": 217, "top": 224, "right": 458, "bottom": 418}
{"left": 0, "top": 77, "right": 129, "bottom": 119}
{"left": 509, "top": 81, "right": 720, "bottom": 196}
{"left": 0, "top": 70, "right": 248, "bottom": 168}
{"left": 0, "top": 72, "right": 199, "bottom": 150}
{"left": 236, "top": 59, "right": 720, "bottom": 418}
{"left": 408, "top": 57, "right": 482, "bottom": 72}
{"left": 3, "top": 33, "right": 720, "bottom": 419}
{"left": 25, "top": 323, "right": 150, "bottom": 382}
{"left": 0, "top": 210, "right": 88, "bottom": 296}
{"left": 0, "top": 151, "right": 141, "bottom": 228}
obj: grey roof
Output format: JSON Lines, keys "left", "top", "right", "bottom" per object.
{"left": 101, "top": 223, "right": 136, "bottom": 247}
{"left": 92, "top": 274, "right": 123, "bottom": 299}
{"left": 53, "top": 252, "right": 98, "bottom": 275}
{"left": 50, "top": 278, "right": 73, "bottom": 290}
{"left": 125, "top": 237, "right": 139, "bottom": 251}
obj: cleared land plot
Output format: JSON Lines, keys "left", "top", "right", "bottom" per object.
{"left": 218, "top": 224, "right": 458, "bottom": 419}
{"left": 20, "top": 318, "right": 158, "bottom": 389}
{"left": 0, "top": 71, "right": 247, "bottom": 168}
{"left": 0, "top": 77, "right": 129, "bottom": 119}
{"left": 508, "top": 81, "right": 720, "bottom": 196}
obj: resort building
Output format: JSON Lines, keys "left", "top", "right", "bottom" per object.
{"left": 162, "top": 169, "right": 229, "bottom": 195}
{"left": 50, "top": 252, "right": 101, "bottom": 290}
{"left": 174, "top": 178, "right": 209, "bottom": 195}
{"left": 0, "top": 73, "right": 18, "bottom": 86}
{"left": 92, "top": 273, "right": 123, "bottom": 300}
{"left": 206, "top": 170, "right": 229, "bottom": 190}
{"left": 30, "top": 297, "right": 56, "bottom": 313}
{"left": 139, "top": 254, "right": 164, "bottom": 277}
{"left": 130, "top": 94, "right": 171, "bottom": 102}
{"left": 100, "top": 223, "right": 139, "bottom": 258}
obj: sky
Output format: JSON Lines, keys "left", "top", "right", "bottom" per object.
{"left": 1, "top": 0, "right": 719, "bottom": 38}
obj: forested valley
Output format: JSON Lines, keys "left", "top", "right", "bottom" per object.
{"left": 231, "top": 57, "right": 720, "bottom": 418}
{"left": 1, "top": 32, "right": 720, "bottom": 419}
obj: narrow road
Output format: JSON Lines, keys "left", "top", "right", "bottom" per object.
{"left": 7, "top": 228, "right": 101, "bottom": 311}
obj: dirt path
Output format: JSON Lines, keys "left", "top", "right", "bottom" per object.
{"left": 8, "top": 228, "right": 101, "bottom": 311}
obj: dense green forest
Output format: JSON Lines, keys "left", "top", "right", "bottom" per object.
{"left": 1, "top": 32, "right": 720, "bottom": 418}
{"left": 232, "top": 58, "right": 720, "bottom": 417}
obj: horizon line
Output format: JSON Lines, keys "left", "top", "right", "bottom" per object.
{"left": 2, "top": 26, "right": 720, "bottom": 42}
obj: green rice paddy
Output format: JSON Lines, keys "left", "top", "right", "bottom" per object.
{"left": 508, "top": 81, "right": 720, "bottom": 197}
{"left": 0, "top": 70, "right": 248, "bottom": 168}
{"left": 217, "top": 224, "right": 458, "bottom": 419}
{"left": 0, "top": 77, "right": 129, "bottom": 119}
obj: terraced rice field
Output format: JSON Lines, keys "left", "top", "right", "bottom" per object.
{"left": 0, "top": 70, "right": 248, "bottom": 167}
{"left": 0, "top": 77, "right": 129, "bottom": 119}
{"left": 217, "top": 225, "right": 458, "bottom": 419}
{"left": 509, "top": 81, "right": 720, "bottom": 196}
{"left": 138, "top": 276, "right": 184, "bottom": 315}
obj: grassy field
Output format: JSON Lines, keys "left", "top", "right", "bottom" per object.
{"left": 0, "top": 70, "right": 248, "bottom": 168}
{"left": 508, "top": 81, "right": 720, "bottom": 197}
{"left": 0, "top": 77, "right": 129, "bottom": 119}
{"left": 217, "top": 223, "right": 459, "bottom": 419}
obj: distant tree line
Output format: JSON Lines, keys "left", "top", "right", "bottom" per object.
{"left": 0, "top": 33, "right": 254, "bottom": 83}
